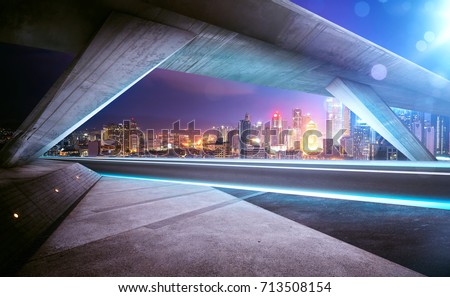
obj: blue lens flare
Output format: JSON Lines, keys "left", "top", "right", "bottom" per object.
{"left": 100, "top": 173, "right": 450, "bottom": 211}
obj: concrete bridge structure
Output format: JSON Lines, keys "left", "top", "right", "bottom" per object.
{"left": 1, "top": 0, "right": 448, "bottom": 166}
{"left": 3, "top": 1, "right": 450, "bottom": 277}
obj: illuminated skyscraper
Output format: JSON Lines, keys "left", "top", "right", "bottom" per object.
{"left": 353, "top": 119, "right": 372, "bottom": 160}
{"left": 343, "top": 106, "right": 352, "bottom": 137}
{"left": 272, "top": 111, "right": 282, "bottom": 129}
{"left": 123, "top": 118, "right": 142, "bottom": 155}
{"left": 292, "top": 108, "right": 302, "bottom": 149}
{"left": 239, "top": 113, "right": 251, "bottom": 158}
{"left": 412, "top": 121, "right": 422, "bottom": 142}
{"left": 271, "top": 111, "right": 282, "bottom": 146}
{"left": 425, "top": 126, "right": 435, "bottom": 155}
{"left": 434, "top": 115, "right": 449, "bottom": 155}
{"left": 123, "top": 119, "right": 130, "bottom": 154}
{"left": 326, "top": 97, "right": 344, "bottom": 137}
{"left": 130, "top": 134, "right": 139, "bottom": 153}
{"left": 292, "top": 108, "right": 302, "bottom": 130}
{"left": 146, "top": 129, "right": 155, "bottom": 151}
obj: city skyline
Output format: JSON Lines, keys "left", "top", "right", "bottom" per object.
{"left": 1, "top": 0, "right": 450, "bottom": 162}
{"left": 50, "top": 101, "right": 449, "bottom": 162}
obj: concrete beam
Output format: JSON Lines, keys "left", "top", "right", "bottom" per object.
{"left": 326, "top": 78, "right": 436, "bottom": 161}
{"left": 2, "top": 0, "right": 450, "bottom": 117}
{"left": 0, "top": 12, "right": 194, "bottom": 167}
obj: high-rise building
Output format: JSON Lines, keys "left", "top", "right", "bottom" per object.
{"left": 130, "top": 134, "right": 139, "bottom": 153}
{"left": 434, "top": 115, "right": 449, "bottom": 155}
{"left": 146, "top": 129, "right": 154, "bottom": 151}
{"left": 123, "top": 118, "right": 142, "bottom": 155}
{"left": 239, "top": 113, "right": 251, "bottom": 158}
{"left": 326, "top": 97, "right": 344, "bottom": 137}
{"left": 271, "top": 111, "right": 282, "bottom": 146}
{"left": 425, "top": 126, "right": 435, "bottom": 155}
{"left": 292, "top": 108, "right": 302, "bottom": 149}
{"left": 353, "top": 120, "right": 372, "bottom": 160}
{"left": 123, "top": 120, "right": 130, "bottom": 154}
{"left": 292, "top": 108, "right": 302, "bottom": 130}
{"left": 343, "top": 106, "right": 352, "bottom": 137}
{"left": 412, "top": 121, "right": 423, "bottom": 142}
{"left": 272, "top": 111, "right": 282, "bottom": 129}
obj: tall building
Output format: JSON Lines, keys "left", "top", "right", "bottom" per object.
{"left": 272, "top": 111, "right": 282, "bottom": 129}
{"left": 271, "top": 111, "right": 282, "bottom": 146}
{"left": 353, "top": 120, "right": 372, "bottom": 160}
{"left": 343, "top": 106, "right": 352, "bottom": 137}
{"left": 123, "top": 119, "right": 130, "bottom": 154}
{"left": 292, "top": 108, "right": 302, "bottom": 148}
{"left": 263, "top": 121, "right": 272, "bottom": 156}
{"left": 292, "top": 108, "right": 302, "bottom": 130}
{"left": 412, "top": 120, "right": 423, "bottom": 142}
{"left": 146, "top": 129, "right": 154, "bottom": 151}
{"left": 424, "top": 126, "right": 435, "bottom": 155}
{"left": 239, "top": 113, "right": 251, "bottom": 158}
{"left": 123, "top": 118, "right": 142, "bottom": 155}
{"left": 326, "top": 97, "right": 344, "bottom": 137}
{"left": 434, "top": 115, "right": 449, "bottom": 155}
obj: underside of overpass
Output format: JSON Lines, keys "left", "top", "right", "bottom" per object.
{"left": 1, "top": 0, "right": 449, "bottom": 166}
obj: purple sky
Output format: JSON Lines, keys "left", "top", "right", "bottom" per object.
{"left": 1, "top": 0, "right": 449, "bottom": 132}
{"left": 90, "top": 68, "right": 328, "bottom": 131}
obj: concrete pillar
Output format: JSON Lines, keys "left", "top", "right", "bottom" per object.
{"left": 326, "top": 78, "right": 436, "bottom": 161}
{"left": 0, "top": 12, "right": 195, "bottom": 167}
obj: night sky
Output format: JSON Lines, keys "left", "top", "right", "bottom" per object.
{"left": 1, "top": 0, "right": 449, "bottom": 132}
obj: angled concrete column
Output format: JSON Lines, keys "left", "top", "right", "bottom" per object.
{"left": 0, "top": 13, "right": 194, "bottom": 167}
{"left": 326, "top": 78, "right": 436, "bottom": 161}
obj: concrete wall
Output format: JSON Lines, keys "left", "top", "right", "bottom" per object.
{"left": 0, "top": 161, "right": 100, "bottom": 275}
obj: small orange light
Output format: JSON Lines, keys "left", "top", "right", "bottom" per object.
{"left": 13, "top": 213, "right": 19, "bottom": 219}
{"left": 54, "top": 188, "right": 59, "bottom": 193}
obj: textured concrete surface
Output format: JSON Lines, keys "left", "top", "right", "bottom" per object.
{"left": 327, "top": 78, "right": 435, "bottom": 161}
{"left": 0, "top": 159, "right": 72, "bottom": 186}
{"left": 219, "top": 188, "right": 450, "bottom": 277}
{"left": 0, "top": 160, "right": 100, "bottom": 274}
{"left": 17, "top": 176, "right": 421, "bottom": 276}
{"left": 0, "top": 0, "right": 449, "bottom": 116}
{"left": 0, "top": 12, "right": 194, "bottom": 167}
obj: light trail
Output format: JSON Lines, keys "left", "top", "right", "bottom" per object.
{"left": 101, "top": 173, "right": 450, "bottom": 211}
{"left": 57, "top": 157, "right": 450, "bottom": 176}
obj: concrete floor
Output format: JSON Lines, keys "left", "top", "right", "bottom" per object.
{"left": 17, "top": 176, "right": 421, "bottom": 276}
{"left": 219, "top": 188, "right": 450, "bottom": 277}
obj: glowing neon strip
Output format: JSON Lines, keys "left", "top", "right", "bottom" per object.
{"left": 100, "top": 173, "right": 450, "bottom": 211}
{"left": 66, "top": 157, "right": 450, "bottom": 176}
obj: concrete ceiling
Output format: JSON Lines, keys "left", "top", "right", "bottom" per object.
{"left": 1, "top": 0, "right": 449, "bottom": 116}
